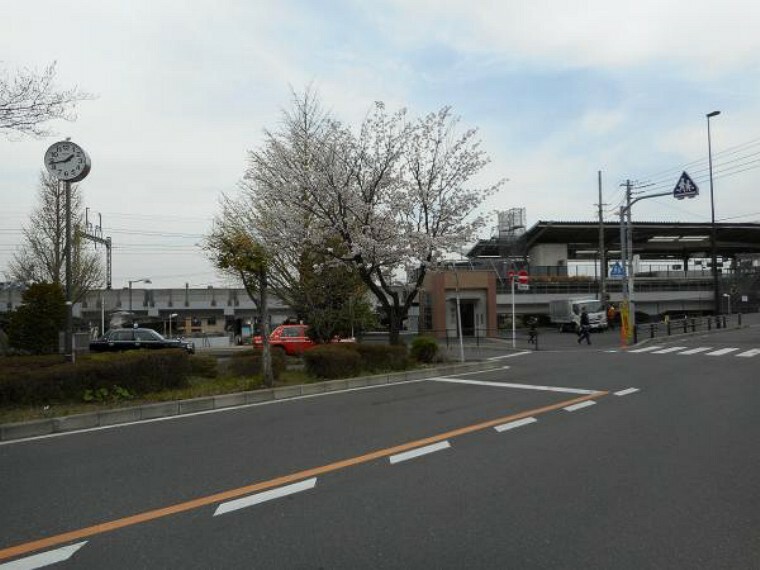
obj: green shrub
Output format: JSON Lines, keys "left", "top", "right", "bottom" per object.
{"left": 189, "top": 355, "right": 218, "bottom": 378}
{"left": 352, "top": 343, "right": 409, "bottom": 372}
{"left": 6, "top": 283, "right": 66, "bottom": 354}
{"left": 0, "top": 354, "right": 68, "bottom": 373}
{"left": 303, "top": 345, "right": 362, "bottom": 379}
{"left": 410, "top": 336, "right": 439, "bottom": 363}
{"left": 225, "top": 350, "right": 285, "bottom": 380}
{"left": 0, "top": 350, "right": 191, "bottom": 406}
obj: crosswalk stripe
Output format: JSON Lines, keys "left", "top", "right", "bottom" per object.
{"left": 706, "top": 348, "right": 740, "bottom": 356}
{"left": 678, "top": 347, "right": 713, "bottom": 355}
{"left": 736, "top": 349, "right": 760, "bottom": 358}
{"left": 627, "top": 346, "right": 663, "bottom": 353}
{"left": 652, "top": 346, "right": 687, "bottom": 354}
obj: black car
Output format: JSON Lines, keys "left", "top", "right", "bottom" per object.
{"left": 89, "top": 328, "right": 195, "bottom": 354}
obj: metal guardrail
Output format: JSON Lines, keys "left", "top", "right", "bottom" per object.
{"left": 634, "top": 313, "right": 744, "bottom": 342}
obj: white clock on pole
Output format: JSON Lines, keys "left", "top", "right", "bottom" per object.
{"left": 44, "top": 140, "right": 91, "bottom": 182}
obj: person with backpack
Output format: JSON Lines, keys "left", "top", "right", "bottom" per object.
{"left": 577, "top": 307, "right": 591, "bottom": 345}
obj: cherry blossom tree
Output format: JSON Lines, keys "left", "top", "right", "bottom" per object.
{"left": 219, "top": 90, "right": 504, "bottom": 344}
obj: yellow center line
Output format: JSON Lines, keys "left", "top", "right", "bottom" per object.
{"left": 0, "top": 391, "right": 607, "bottom": 562}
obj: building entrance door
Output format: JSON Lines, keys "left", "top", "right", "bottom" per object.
{"left": 460, "top": 301, "right": 475, "bottom": 336}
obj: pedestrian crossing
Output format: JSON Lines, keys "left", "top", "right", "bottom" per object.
{"left": 627, "top": 345, "right": 760, "bottom": 358}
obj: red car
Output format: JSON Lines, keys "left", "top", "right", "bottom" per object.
{"left": 253, "top": 324, "right": 354, "bottom": 356}
{"left": 252, "top": 324, "right": 316, "bottom": 356}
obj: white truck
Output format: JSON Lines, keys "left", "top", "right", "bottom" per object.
{"left": 549, "top": 298, "right": 608, "bottom": 332}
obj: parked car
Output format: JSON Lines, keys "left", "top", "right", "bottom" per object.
{"left": 253, "top": 324, "right": 354, "bottom": 356}
{"left": 89, "top": 328, "right": 195, "bottom": 354}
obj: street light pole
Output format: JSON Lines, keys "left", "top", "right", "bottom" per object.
{"left": 128, "top": 278, "right": 151, "bottom": 313}
{"left": 707, "top": 110, "right": 721, "bottom": 315}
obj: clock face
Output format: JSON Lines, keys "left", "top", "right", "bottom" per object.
{"left": 44, "top": 141, "right": 91, "bottom": 182}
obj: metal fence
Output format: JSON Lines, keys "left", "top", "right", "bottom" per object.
{"left": 634, "top": 313, "right": 744, "bottom": 343}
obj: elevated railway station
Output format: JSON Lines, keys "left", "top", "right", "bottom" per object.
{"left": 417, "top": 220, "right": 760, "bottom": 337}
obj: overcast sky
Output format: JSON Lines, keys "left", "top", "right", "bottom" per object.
{"left": 3, "top": 0, "right": 760, "bottom": 288}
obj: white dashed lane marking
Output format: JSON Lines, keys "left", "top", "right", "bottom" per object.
{"left": 614, "top": 388, "right": 640, "bottom": 396}
{"left": 494, "top": 417, "right": 537, "bottom": 432}
{"left": 389, "top": 441, "right": 451, "bottom": 464}
{"left": 627, "top": 346, "right": 664, "bottom": 353}
{"left": 0, "top": 541, "right": 88, "bottom": 570}
{"left": 563, "top": 401, "right": 596, "bottom": 412}
{"left": 737, "top": 349, "right": 760, "bottom": 358}
{"left": 213, "top": 478, "right": 318, "bottom": 516}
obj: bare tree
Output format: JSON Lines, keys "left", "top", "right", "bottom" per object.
{"left": 0, "top": 61, "right": 92, "bottom": 138}
{"left": 8, "top": 171, "right": 103, "bottom": 302}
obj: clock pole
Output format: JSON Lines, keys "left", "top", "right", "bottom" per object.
{"left": 64, "top": 179, "right": 73, "bottom": 361}
{"left": 44, "top": 139, "right": 91, "bottom": 362}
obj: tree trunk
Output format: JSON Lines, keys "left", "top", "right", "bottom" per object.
{"left": 387, "top": 304, "right": 402, "bottom": 345}
{"left": 258, "top": 271, "right": 274, "bottom": 387}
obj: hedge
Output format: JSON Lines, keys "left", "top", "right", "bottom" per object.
{"left": 303, "top": 345, "right": 363, "bottom": 379}
{"left": 0, "top": 350, "right": 191, "bottom": 406}
{"left": 350, "top": 343, "right": 409, "bottom": 372}
{"left": 303, "top": 342, "right": 409, "bottom": 379}
{"left": 225, "top": 350, "right": 286, "bottom": 380}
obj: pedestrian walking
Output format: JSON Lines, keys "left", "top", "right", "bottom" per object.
{"left": 577, "top": 307, "right": 591, "bottom": 345}
{"left": 527, "top": 316, "right": 538, "bottom": 344}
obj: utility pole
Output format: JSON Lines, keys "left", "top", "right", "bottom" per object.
{"left": 597, "top": 171, "right": 607, "bottom": 303}
{"left": 619, "top": 180, "right": 671, "bottom": 346}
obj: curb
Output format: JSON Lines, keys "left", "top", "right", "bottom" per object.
{"left": 0, "top": 360, "right": 504, "bottom": 443}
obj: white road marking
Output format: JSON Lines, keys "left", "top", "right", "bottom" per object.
{"left": 213, "top": 478, "right": 317, "bottom": 516}
{"left": 678, "top": 347, "right": 713, "bottom": 355}
{"left": 389, "top": 441, "right": 451, "bottom": 464}
{"left": 627, "top": 346, "right": 664, "bottom": 353}
{"left": 736, "top": 349, "right": 760, "bottom": 358}
{"left": 0, "top": 541, "right": 88, "bottom": 570}
{"left": 614, "top": 388, "right": 640, "bottom": 396}
{"left": 487, "top": 351, "right": 532, "bottom": 361}
{"left": 706, "top": 348, "right": 740, "bottom": 356}
{"left": 494, "top": 417, "right": 537, "bottom": 432}
{"left": 563, "top": 401, "right": 596, "bottom": 412}
{"left": 429, "top": 377, "right": 598, "bottom": 395}
{"left": 652, "top": 346, "right": 687, "bottom": 354}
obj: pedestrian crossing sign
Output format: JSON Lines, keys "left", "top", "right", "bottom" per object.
{"left": 673, "top": 171, "right": 699, "bottom": 200}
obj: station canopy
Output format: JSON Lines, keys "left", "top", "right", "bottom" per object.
{"left": 466, "top": 221, "right": 760, "bottom": 261}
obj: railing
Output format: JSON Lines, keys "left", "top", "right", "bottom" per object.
{"left": 634, "top": 313, "right": 744, "bottom": 342}
{"left": 496, "top": 277, "right": 718, "bottom": 295}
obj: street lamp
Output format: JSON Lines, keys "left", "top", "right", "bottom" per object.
{"left": 722, "top": 293, "right": 731, "bottom": 315}
{"left": 707, "top": 110, "right": 721, "bottom": 314}
{"left": 128, "top": 278, "right": 151, "bottom": 312}
{"left": 168, "top": 313, "right": 178, "bottom": 338}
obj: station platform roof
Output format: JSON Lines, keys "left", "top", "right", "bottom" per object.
{"left": 467, "top": 221, "right": 760, "bottom": 260}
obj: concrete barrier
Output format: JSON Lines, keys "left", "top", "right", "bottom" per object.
{"left": 179, "top": 397, "right": 215, "bottom": 414}
{"left": 1, "top": 419, "right": 54, "bottom": 441}
{"left": 140, "top": 402, "right": 180, "bottom": 420}
{"left": 214, "top": 393, "right": 247, "bottom": 409}
{"left": 99, "top": 408, "right": 142, "bottom": 426}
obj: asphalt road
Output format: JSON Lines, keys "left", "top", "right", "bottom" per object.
{"left": 1, "top": 323, "right": 759, "bottom": 569}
